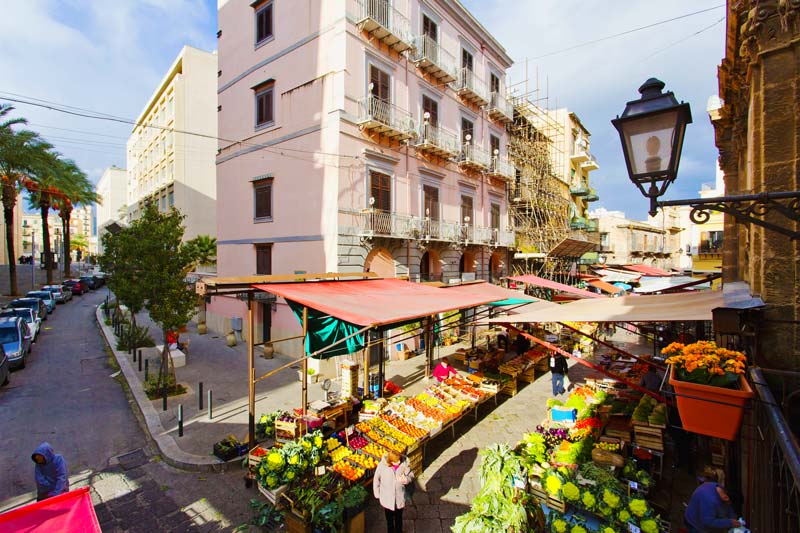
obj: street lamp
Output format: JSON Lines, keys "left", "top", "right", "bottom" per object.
{"left": 613, "top": 78, "right": 800, "bottom": 239}
{"left": 611, "top": 78, "right": 692, "bottom": 217}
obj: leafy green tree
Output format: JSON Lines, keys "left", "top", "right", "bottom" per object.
{"left": 101, "top": 204, "right": 197, "bottom": 393}
{"left": 185, "top": 234, "right": 217, "bottom": 269}
{"left": 27, "top": 149, "right": 65, "bottom": 285}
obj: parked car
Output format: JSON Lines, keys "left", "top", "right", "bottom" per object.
{"left": 0, "top": 308, "right": 41, "bottom": 342}
{"left": 43, "top": 284, "right": 71, "bottom": 303}
{"left": 63, "top": 279, "right": 87, "bottom": 296}
{"left": 0, "top": 344, "right": 8, "bottom": 386}
{"left": 9, "top": 297, "right": 48, "bottom": 320}
{"left": 91, "top": 273, "right": 106, "bottom": 288}
{"left": 26, "top": 290, "right": 57, "bottom": 314}
{"left": 79, "top": 276, "right": 97, "bottom": 290}
{"left": 0, "top": 316, "right": 32, "bottom": 369}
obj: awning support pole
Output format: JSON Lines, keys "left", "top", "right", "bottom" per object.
{"left": 504, "top": 324, "right": 668, "bottom": 404}
{"left": 247, "top": 293, "right": 256, "bottom": 448}
{"left": 378, "top": 328, "right": 385, "bottom": 399}
{"left": 363, "top": 347, "right": 369, "bottom": 399}
{"left": 302, "top": 307, "right": 308, "bottom": 417}
{"left": 558, "top": 322, "right": 667, "bottom": 370}
{"left": 424, "top": 316, "right": 434, "bottom": 379}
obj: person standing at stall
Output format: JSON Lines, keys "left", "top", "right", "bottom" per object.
{"left": 432, "top": 357, "right": 458, "bottom": 382}
{"left": 374, "top": 451, "right": 414, "bottom": 533}
{"left": 550, "top": 352, "right": 569, "bottom": 396}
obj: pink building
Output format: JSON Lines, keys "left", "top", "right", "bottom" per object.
{"left": 212, "top": 0, "right": 516, "bottom": 357}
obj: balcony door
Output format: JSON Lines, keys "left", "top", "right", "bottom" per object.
{"left": 369, "top": 65, "right": 391, "bottom": 123}
{"left": 422, "top": 95, "right": 438, "bottom": 127}
{"left": 423, "top": 184, "right": 439, "bottom": 239}
{"left": 461, "top": 49, "right": 474, "bottom": 87}
{"left": 460, "top": 194, "right": 473, "bottom": 234}
{"left": 422, "top": 15, "right": 438, "bottom": 62}
{"left": 370, "top": 170, "right": 391, "bottom": 212}
{"left": 490, "top": 73, "right": 500, "bottom": 94}
{"left": 461, "top": 118, "right": 474, "bottom": 144}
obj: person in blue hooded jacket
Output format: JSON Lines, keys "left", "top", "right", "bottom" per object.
{"left": 31, "top": 442, "right": 69, "bottom": 501}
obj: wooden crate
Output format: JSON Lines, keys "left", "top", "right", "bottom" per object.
{"left": 275, "top": 419, "right": 300, "bottom": 443}
{"left": 546, "top": 495, "right": 567, "bottom": 512}
{"left": 344, "top": 510, "right": 365, "bottom": 533}
{"left": 284, "top": 510, "right": 312, "bottom": 533}
{"left": 408, "top": 448, "right": 423, "bottom": 476}
{"left": 248, "top": 445, "right": 269, "bottom": 470}
{"left": 257, "top": 482, "right": 288, "bottom": 505}
{"left": 518, "top": 366, "right": 536, "bottom": 383}
{"left": 500, "top": 377, "right": 518, "bottom": 397}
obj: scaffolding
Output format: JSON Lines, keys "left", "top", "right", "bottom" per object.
{"left": 506, "top": 83, "right": 580, "bottom": 284}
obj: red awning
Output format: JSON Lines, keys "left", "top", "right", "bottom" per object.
{"left": 587, "top": 279, "right": 625, "bottom": 295}
{"left": 441, "top": 282, "right": 539, "bottom": 303}
{"left": 507, "top": 274, "right": 605, "bottom": 299}
{"left": 620, "top": 264, "right": 674, "bottom": 277}
{"left": 0, "top": 488, "right": 101, "bottom": 532}
{"left": 253, "top": 278, "right": 505, "bottom": 326}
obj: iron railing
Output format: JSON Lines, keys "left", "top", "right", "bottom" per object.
{"left": 490, "top": 155, "right": 515, "bottom": 180}
{"left": 741, "top": 368, "right": 800, "bottom": 533}
{"left": 356, "top": 0, "right": 414, "bottom": 48}
{"left": 453, "top": 68, "right": 488, "bottom": 102}
{"left": 459, "top": 143, "right": 491, "bottom": 169}
{"left": 411, "top": 34, "right": 458, "bottom": 81}
{"left": 358, "top": 95, "right": 415, "bottom": 137}
{"left": 488, "top": 91, "right": 514, "bottom": 121}
{"left": 415, "top": 122, "right": 460, "bottom": 156}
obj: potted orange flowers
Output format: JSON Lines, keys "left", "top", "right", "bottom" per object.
{"left": 662, "top": 341, "right": 753, "bottom": 440}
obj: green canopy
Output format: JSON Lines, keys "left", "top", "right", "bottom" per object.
{"left": 288, "top": 300, "right": 366, "bottom": 359}
{"left": 487, "top": 297, "right": 536, "bottom": 307}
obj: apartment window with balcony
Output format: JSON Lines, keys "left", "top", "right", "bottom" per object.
{"left": 460, "top": 195, "right": 473, "bottom": 224}
{"left": 490, "top": 73, "right": 500, "bottom": 94}
{"left": 490, "top": 135, "right": 500, "bottom": 156}
{"left": 423, "top": 185, "right": 439, "bottom": 220}
{"left": 699, "top": 230, "right": 723, "bottom": 253}
{"left": 370, "top": 65, "right": 390, "bottom": 102}
{"left": 422, "top": 95, "right": 438, "bottom": 126}
{"left": 370, "top": 170, "right": 391, "bottom": 212}
{"left": 490, "top": 203, "right": 500, "bottom": 230}
{"left": 256, "top": 244, "right": 272, "bottom": 275}
{"left": 422, "top": 15, "right": 437, "bottom": 41}
{"left": 461, "top": 118, "right": 474, "bottom": 144}
{"left": 254, "top": 1, "right": 273, "bottom": 46}
{"left": 254, "top": 178, "right": 273, "bottom": 222}
{"left": 255, "top": 83, "right": 274, "bottom": 129}
{"left": 462, "top": 49, "right": 473, "bottom": 71}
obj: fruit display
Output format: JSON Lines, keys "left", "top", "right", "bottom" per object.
{"left": 330, "top": 446, "right": 352, "bottom": 463}
{"left": 347, "top": 453, "right": 377, "bottom": 470}
{"left": 632, "top": 395, "right": 663, "bottom": 425}
{"left": 443, "top": 378, "right": 485, "bottom": 401}
{"left": 332, "top": 460, "right": 365, "bottom": 481}
{"left": 498, "top": 355, "right": 531, "bottom": 376}
{"left": 594, "top": 441, "right": 621, "bottom": 452}
{"left": 362, "top": 442, "right": 389, "bottom": 459}
{"left": 406, "top": 397, "right": 452, "bottom": 423}
{"left": 326, "top": 438, "right": 341, "bottom": 452}
{"left": 369, "top": 417, "right": 417, "bottom": 446}
{"left": 379, "top": 413, "right": 427, "bottom": 439}
{"left": 348, "top": 435, "right": 369, "bottom": 450}
{"left": 362, "top": 429, "right": 405, "bottom": 454}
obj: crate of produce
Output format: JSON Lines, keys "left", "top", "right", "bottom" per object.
{"left": 275, "top": 416, "right": 300, "bottom": 443}
{"left": 258, "top": 482, "right": 288, "bottom": 505}
{"left": 500, "top": 377, "right": 518, "bottom": 397}
{"left": 545, "top": 495, "right": 567, "bottom": 513}
{"left": 283, "top": 508, "right": 312, "bottom": 533}
{"left": 248, "top": 445, "right": 270, "bottom": 469}
{"left": 518, "top": 366, "right": 536, "bottom": 383}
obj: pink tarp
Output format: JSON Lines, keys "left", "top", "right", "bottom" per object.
{"left": 0, "top": 487, "right": 101, "bottom": 533}
{"left": 253, "top": 278, "right": 505, "bottom": 326}
{"left": 507, "top": 274, "right": 605, "bottom": 299}
{"left": 620, "top": 264, "right": 674, "bottom": 277}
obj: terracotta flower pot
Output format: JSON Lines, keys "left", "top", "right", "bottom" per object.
{"left": 669, "top": 366, "right": 753, "bottom": 440}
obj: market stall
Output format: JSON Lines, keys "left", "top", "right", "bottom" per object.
{"left": 0, "top": 487, "right": 101, "bottom": 533}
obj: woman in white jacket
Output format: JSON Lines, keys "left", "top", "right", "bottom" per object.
{"left": 373, "top": 451, "right": 414, "bottom": 533}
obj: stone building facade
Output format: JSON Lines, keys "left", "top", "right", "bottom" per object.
{"left": 712, "top": 1, "right": 800, "bottom": 368}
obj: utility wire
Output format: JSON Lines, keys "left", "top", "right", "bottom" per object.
{"left": 531, "top": 4, "right": 725, "bottom": 59}
{"left": 641, "top": 16, "right": 725, "bottom": 60}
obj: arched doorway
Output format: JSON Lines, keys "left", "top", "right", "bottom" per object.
{"left": 458, "top": 251, "right": 475, "bottom": 279}
{"left": 489, "top": 251, "right": 504, "bottom": 283}
{"left": 364, "top": 247, "right": 395, "bottom": 278}
{"left": 419, "top": 249, "right": 442, "bottom": 282}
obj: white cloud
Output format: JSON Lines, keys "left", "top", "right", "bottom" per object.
{"left": 462, "top": 0, "right": 726, "bottom": 220}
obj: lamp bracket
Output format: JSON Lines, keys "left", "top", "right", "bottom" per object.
{"left": 658, "top": 191, "right": 800, "bottom": 240}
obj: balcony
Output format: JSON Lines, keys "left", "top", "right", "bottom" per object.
{"left": 357, "top": 95, "right": 416, "bottom": 141}
{"left": 570, "top": 217, "right": 587, "bottom": 230}
{"left": 581, "top": 154, "right": 599, "bottom": 171}
{"left": 411, "top": 35, "right": 458, "bottom": 83}
{"left": 452, "top": 68, "right": 489, "bottom": 107}
{"left": 356, "top": 0, "right": 414, "bottom": 53}
{"left": 586, "top": 218, "right": 599, "bottom": 232}
{"left": 458, "top": 143, "right": 491, "bottom": 172}
{"left": 585, "top": 188, "right": 599, "bottom": 202}
{"left": 570, "top": 142, "right": 590, "bottom": 163}
{"left": 487, "top": 92, "right": 513, "bottom": 123}
{"left": 487, "top": 155, "right": 515, "bottom": 181}
{"left": 339, "top": 209, "right": 514, "bottom": 247}
{"left": 570, "top": 184, "right": 590, "bottom": 196}
{"left": 414, "top": 122, "right": 460, "bottom": 159}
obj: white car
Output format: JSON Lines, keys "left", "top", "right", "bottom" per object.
{"left": 0, "top": 307, "right": 41, "bottom": 342}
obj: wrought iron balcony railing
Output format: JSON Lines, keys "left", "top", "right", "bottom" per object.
{"left": 487, "top": 91, "right": 513, "bottom": 123}
{"left": 357, "top": 95, "right": 416, "bottom": 140}
{"left": 414, "top": 122, "right": 460, "bottom": 159}
{"left": 458, "top": 143, "right": 491, "bottom": 171}
{"left": 570, "top": 217, "right": 587, "bottom": 230}
{"left": 411, "top": 35, "right": 458, "bottom": 83}
{"left": 355, "top": 0, "right": 414, "bottom": 53}
{"left": 581, "top": 153, "right": 599, "bottom": 171}
{"left": 452, "top": 68, "right": 488, "bottom": 106}
{"left": 487, "top": 155, "right": 515, "bottom": 181}
{"left": 570, "top": 184, "right": 590, "bottom": 196}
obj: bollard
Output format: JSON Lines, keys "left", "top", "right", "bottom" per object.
{"left": 198, "top": 382, "right": 204, "bottom": 410}
{"left": 133, "top": 349, "right": 137, "bottom": 363}
{"left": 138, "top": 354, "right": 142, "bottom": 372}
{"left": 144, "top": 359, "right": 149, "bottom": 381}
{"left": 208, "top": 390, "right": 213, "bottom": 420}
{"left": 162, "top": 383, "right": 167, "bottom": 411}
{"left": 178, "top": 405, "right": 183, "bottom": 437}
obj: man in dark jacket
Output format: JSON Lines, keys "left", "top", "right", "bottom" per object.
{"left": 32, "top": 442, "right": 69, "bottom": 501}
{"left": 550, "top": 352, "right": 568, "bottom": 396}
{"left": 684, "top": 482, "right": 741, "bottom": 532}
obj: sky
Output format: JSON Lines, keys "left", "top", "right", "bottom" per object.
{"left": 0, "top": 0, "right": 726, "bottom": 221}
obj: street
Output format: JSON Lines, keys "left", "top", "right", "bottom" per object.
{"left": 0, "top": 289, "right": 251, "bottom": 532}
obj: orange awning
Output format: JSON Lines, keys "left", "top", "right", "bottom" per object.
{"left": 253, "top": 278, "right": 506, "bottom": 327}
{"left": 587, "top": 279, "right": 625, "bottom": 295}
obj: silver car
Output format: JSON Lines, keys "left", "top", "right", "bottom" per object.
{"left": 0, "top": 308, "right": 41, "bottom": 342}
{"left": 0, "top": 316, "right": 32, "bottom": 370}
{"left": 43, "top": 284, "right": 72, "bottom": 303}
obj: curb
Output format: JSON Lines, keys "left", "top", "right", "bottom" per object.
{"left": 95, "top": 305, "right": 237, "bottom": 473}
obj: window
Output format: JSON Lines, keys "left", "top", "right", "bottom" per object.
{"left": 490, "top": 135, "right": 500, "bottom": 157}
{"left": 369, "top": 65, "right": 390, "bottom": 102}
{"left": 462, "top": 49, "right": 473, "bottom": 71}
{"left": 369, "top": 170, "right": 391, "bottom": 212}
{"left": 256, "top": 244, "right": 272, "bottom": 275}
{"left": 168, "top": 190, "right": 174, "bottom": 207}
{"left": 490, "top": 203, "right": 500, "bottom": 230}
{"left": 460, "top": 195, "right": 473, "bottom": 224}
{"left": 255, "top": 85, "right": 274, "bottom": 128}
{"left": 423, "top": 185, "right": 439, "bottom": 220}
{"left": 601, "top": 233, "right": 609, "bottom": 248}
{"left": 700, "top": 230, "right": 723, "bottom": 253}
{"left": 254, "top": 178, "right": 273, "bottom": 221}
{"left": 160, "top": 196, "right": 167, "bottom": 211}
{"left": 255, "top": 2, "right": 273, "bottom": 45}
{"left": 490, "top": 73, "right": 500, "bottom": 94}
{"left": 461, "top": 118, "right": 474, "bottom": 144}
{"left": 422, "top": 95, "right": 438, "bottom": 126}
{"left": 422, "top": 15, "right": 437, "bottom": 41}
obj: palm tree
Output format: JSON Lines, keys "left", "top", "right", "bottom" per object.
{"left": 53, "top": 160, "right": 96, "bottom": 277}
{"left": 184, "top": 234, "right": 217, "bottom": 269}
{"left": 0, "top": 105, "right": 53, "bottom": 294}
{"left": 27, "top": 150, "right": 65, "bottom": 285}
